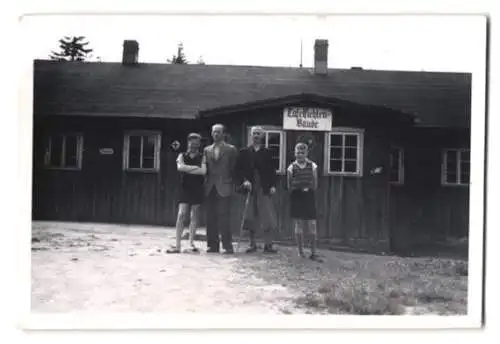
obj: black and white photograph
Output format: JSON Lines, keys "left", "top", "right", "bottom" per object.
{"left": 20, "top": 12, "right": 487, "bottom": 329}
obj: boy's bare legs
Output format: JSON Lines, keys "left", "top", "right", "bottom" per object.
{"left": 189, "top": 205, "right": 200, "bottom": 251}
{"left": 308, "top": 220, "right": 318, "bottom": 259}
{"left": 307, "top": 220, "right": 321, "bottom": 261}
{"left": 294, "top": 219, "right": 305, "bottom": 257}
{"left": 167, "top": 203, "right": 189, "bottom": 253}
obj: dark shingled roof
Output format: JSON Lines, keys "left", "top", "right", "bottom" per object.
{"left": 33, "top": 60, "right": 472, "bottom": 128}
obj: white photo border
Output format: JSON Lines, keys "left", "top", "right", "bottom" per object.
{"left": 17, "top": 7, "right": 487, "bottom": 332}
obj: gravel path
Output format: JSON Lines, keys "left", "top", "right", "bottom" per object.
{"left": 31, "top": 222, "right": 311, "bottom": 314}
{"left": 31, "top": 221, "right": 468, "bottom": 315}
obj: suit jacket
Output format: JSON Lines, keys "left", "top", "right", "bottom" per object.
{"left": 234, "top": 145, "right": 277, "bottom": 195}
{"left": 203, "top": 142, "right": 238, "bottom": 197}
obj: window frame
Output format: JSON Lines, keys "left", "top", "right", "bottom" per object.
{"left": 441, "top": 148, "right": 470, "bottom": 187}
{"left": 44, "top": 133, "right": 84, "bottom": 171}
{"left": 389, "top": 146, "right": 405, "bottom": 185}
{"left": 123, "top": 130, "right": 162, "bottom": 172}
{"left": 246, "top": 125, "right": 286, "bottom": 175}
{"left": 324, "top": 127, "right": 365, "bottom": 177}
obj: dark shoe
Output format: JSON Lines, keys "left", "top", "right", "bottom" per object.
{"left": 298, "top": 251, "right": 306, "bottom": 258}
{"left": 206, "top": 248, "right": 219, "bottom": 253}
{"left": 166, "top": 247, "right": 181, "bottom": 254}
{"left": 263, "top": 245, "right": 277, "bottom": 253}
{"left": 223, "top": 249, "right": 234, "bottom": 255}
{"left": 245, "top": 245, "right": 258, "bottom": 253}
{"left": 309, "top": 254, "right": 322, "bottom": 262}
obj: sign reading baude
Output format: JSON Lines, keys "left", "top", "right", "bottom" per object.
{"left": 283, "top": 107, "right": 333, "bottom": 131}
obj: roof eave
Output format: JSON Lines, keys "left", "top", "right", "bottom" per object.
{"left": 197, "top": 93, "right": 418, "bottom": 124}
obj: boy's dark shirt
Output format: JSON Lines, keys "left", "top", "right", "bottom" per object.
{"left": 180, "top": 152, "right": 204, "bottom": 191}
{"left": 235, "top": 145, "right": 277, "bottom": 195}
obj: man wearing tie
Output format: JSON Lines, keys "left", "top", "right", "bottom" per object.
{"left": 203, "top": 124, "right": 238, "bottom": 254}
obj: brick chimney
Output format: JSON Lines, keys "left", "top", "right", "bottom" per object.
{"left": 314, "top": 39, "right": 328, "bottom": 75}
{"left": 122, "top": 40, "right": 139, "bottom": 65}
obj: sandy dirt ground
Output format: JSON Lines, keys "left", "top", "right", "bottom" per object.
{"left": 31, "top": 221, "right": 468, "bottom": 315}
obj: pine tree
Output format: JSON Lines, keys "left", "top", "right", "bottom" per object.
{"left": 167, "top": 42, "right": 188, "bottom": 64}
{"left": 50, "top": 36, "right": 94, "bottom": 62}
{"left": 197, "top": 56, "right": 206, "bottom": 65}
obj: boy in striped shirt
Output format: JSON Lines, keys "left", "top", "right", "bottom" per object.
{"left": 286, "top": 142, "right": 319, "bottom": 260}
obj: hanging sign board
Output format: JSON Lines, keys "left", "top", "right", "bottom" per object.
{"left": 283, "top": 107, "right": 332, "bottom": 131}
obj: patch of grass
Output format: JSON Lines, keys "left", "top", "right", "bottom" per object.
{"left": 416, "top": 292, "right": 453, "bottom": 304}
{"left": 294, "top": 256, "right": 468, "bottom": 315}
{"left": 326, "top": 294, "right": 404, "bottom": 315}
{"left": 317, "top": 284, "right": 332, "bottom": 294}
{"left": 454, "top": 262, "right": 468, "bottom": 276}
{"left": 406, "top": 258, "right": 468, "bottom": 277}
{"left": 296, "top": 294, "right": 327, "bottom": 312}
{"left": 296, "top": 280, "right": 405, "bottom": 315}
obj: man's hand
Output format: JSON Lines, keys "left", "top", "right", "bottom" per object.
{"left": 269, "top": 187, "right": 276, "bottom": 195}
{"left": 243, "top": 180, "right": 252, "bottom": 191}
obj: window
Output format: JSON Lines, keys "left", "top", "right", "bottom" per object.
{"left": 389, "top": 147, "right": 404, "bottom": 184}
{"left": 45, "top": 133, "right": 83, "bottom": 170}
{"left": 247, "top": 126, "right": 286, "bottom": 174}
{"left": 123, "top": 131, "right": 162, "bottom": 172}
{"left": 325, "top": 129, "right": 364, "bottom": 176}
{"left": 442, "top": 149, "right": 470, "bottom": 186}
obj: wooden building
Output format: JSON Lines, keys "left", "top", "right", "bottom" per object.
{"left": 32, "top": 40, "right": 471, "bottom": 253}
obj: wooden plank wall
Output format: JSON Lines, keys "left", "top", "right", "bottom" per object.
{"left": 32, "top": 116, "right": 194, "bottom": 227}
{"left": 390, "top": 186, "right": 469, "bottom": 249}
{"left": 32, "top": 115, "right": 470, "bottom": 251}
{"left": 388, "top": 127, "right": 471, "bottom": 251}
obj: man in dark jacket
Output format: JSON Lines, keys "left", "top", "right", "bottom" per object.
{"left": 235, "top": 126, "right": 278, "bottom": 253}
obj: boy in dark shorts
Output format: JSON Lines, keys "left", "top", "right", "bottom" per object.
{"left": 167, "top": 133, "right": 206, "bottom": 254}
{"left": 286, "top": 142, "right": 319, "bottom": 260}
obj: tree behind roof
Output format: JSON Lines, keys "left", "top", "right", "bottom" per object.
{"left": 197, "top": 56, "right": 206, "bottom": 65}
{"left": 50, "top": 36, "right": 94, "bottom": 61}
{"left": 167, "top": 42, "right": 188, "bottom": 64}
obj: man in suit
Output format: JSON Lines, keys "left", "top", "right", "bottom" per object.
{"left": 235, "top": 126, "right": 278, "bottom": 253}
{"left": 204, "top": 124, "right": 238, "bottom": 254}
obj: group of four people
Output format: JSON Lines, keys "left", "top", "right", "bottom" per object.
{"left": 166, "top": 124, "right": 320, "bottom": 260}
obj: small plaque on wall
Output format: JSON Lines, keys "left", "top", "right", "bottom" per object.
{"left": 171, "top": 140, "right": 181, "bottom": 151}
{"left": 99, "top": 148, "right": 114, "bottom": 155}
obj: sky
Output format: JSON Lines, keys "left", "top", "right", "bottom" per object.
{"left": 20, "top": 14, "right": 485, "bottom": 72}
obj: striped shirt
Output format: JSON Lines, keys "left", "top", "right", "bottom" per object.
{"left": 287, "top": 159, "right": 318, "bottom": 190}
